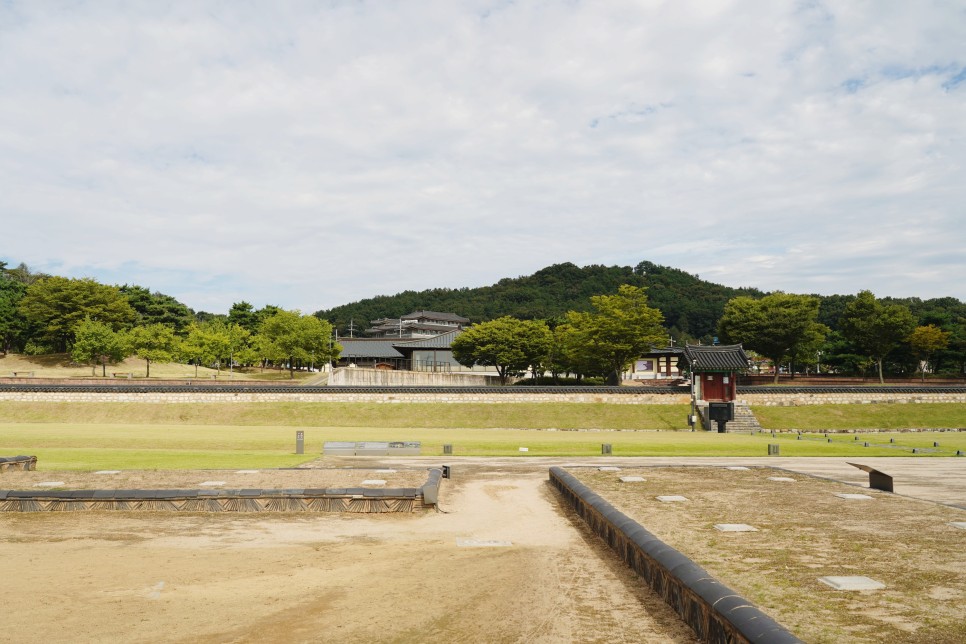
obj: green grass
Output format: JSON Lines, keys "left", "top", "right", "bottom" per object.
{"left": 0, "top": 401, "right": 691, "bottom": 430}
{"left": 752, "top": 403, "right": 966, "bottom": 430}
{"left": 2, "top": 423, "right": 963, "bottom": 470}
{"left": 2, "top": 400, "right": 964, "bottom": 470}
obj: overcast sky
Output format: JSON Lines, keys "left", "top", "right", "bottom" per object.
{"left": 2, "top": 1, "right": 964, "bottom": 315}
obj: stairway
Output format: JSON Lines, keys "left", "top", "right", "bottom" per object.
{"left": 727, "top": 402, "right": 763, "bottom": 433}
{"left": 696, "top": 401, "right": 763, "bottom": 433}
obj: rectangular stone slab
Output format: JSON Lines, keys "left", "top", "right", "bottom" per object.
{"left": 456, "top": 539, "right": 512, "bottom": 547}
{"left": 714, "top": 523, "right": 758, "bottom": 532}
{"left": 835, "top": 493, "right": 873, "bottom": 500}
{"left": 818, "top": 576, "right": 885, "bottom": 591}
{"left": 656, "top": 495, "right": 689, "bottom": 502}
{"left": 619, "top": 476, "right": 646, "bottom": 483}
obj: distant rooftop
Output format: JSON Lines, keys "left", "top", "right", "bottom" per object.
{"left": 682, "top": 344, "right": 750, "bottom": 372}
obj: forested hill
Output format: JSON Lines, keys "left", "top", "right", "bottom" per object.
{"left": 314, "top": 261, "right": 763, "bottom": 341}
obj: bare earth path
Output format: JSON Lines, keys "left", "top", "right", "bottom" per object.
{"left": 0, "top": 465, "right": 697, "bottom": 643}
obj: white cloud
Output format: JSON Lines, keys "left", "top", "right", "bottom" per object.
{"left": 1, "top": 0, "right": 964, "bottom": 313}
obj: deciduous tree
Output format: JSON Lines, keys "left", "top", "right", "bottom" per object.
{"left": 840, "top": 290, "right": 916, "bottom": 383}
{"left": 17, "top": 277, "right": 136, "bottom": 352}
{"left": 256, "top": 310, "right": 338, "bottom": 378}
{"left": 556, "top": 285, "right": 666, "bottom": 386}
{"left": 451, "top": 317, "right": 553, "bottom": 385}
{"left": 125, "top": 323, "right": 179, "bottom": 377}
{"left": 908, "top": 324, "right": 950, "bottom": 382}
{"left": 718, "top": 292, "right": 827, "bottom": 384}
{"left": 71, "top": 316, "right": 126, "bottom": 376}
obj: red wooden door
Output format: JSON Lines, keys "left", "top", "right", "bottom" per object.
{"left": 702, "top": 373, "right": 727, "bottom": 401}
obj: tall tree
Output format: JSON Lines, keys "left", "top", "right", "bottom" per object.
{"left": 125, "top": 323, "right": 179, "bottom": 377}
{"left": 451, "top": 317, "right": 553, "bottom": 385}
{"left": 227, "top": 301, "right": 259, "bottom": 333}
{"left": 908, "top": 324, "right": 950, "bottom": 382}
{"left": 17, "top": 277, "right": 136, "bottom": 352}
{"left": 119, "top": 285, "right": 194, "bottom": 333}
{"left": 256, "top": 310, "right": 338, "bottom": 378}
{"left": 0, "top": 265, "right": 27, "bottom": 354}
{"left": 840, "top": 290, "right": 916, "bottom": 383}
{"left": 557, "top": 285, "right": 666, "bottom": 386}
{"left": 71, "top": 316, "right": 127, "bottom": 376}
{"left": 718, "top": 292, "right": 827, "bottom": 384}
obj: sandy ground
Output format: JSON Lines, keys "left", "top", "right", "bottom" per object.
{"left": 0, "top": 465, "right": 698, "bottom": 644}
{"left": 3, "top": 456, "right": 965, "bottom": 643}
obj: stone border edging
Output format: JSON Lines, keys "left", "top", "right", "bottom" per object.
{"left": 0, "top": 468, "right": 445, "bottom": 514}
{"left": 549, "top": 466, "right": 803, "bottom": 644}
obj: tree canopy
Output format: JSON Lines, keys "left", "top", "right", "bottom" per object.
{"left": 125, "top": 323, "right": 179, "bottom": 377}
{"left": 908, "top": 324, "right": 950, "bottom": 382}
{"left": 718, "top": 292, "right": 827, "bottom": 384}
{"left": 71, "top": 316, "right": 126, "bottom": 376}
{"left": 556, "top": 285, "right": 666, "bottom": 385}
{"left": 17, "top": 277, "right": 137, "bottom": 352}
{"left": 120, "top": 285, "right": 194, "bottom": 332}
{"left": 840, "top": 290, "right": 916, "bottom": 383}
{"left": 451, "top": 316, "right": 553, "bottom": 385}
{"left": 257, "top": 310, "right": 339, "bottom": 378}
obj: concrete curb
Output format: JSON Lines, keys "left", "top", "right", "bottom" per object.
{"left": 549, "top": 466, "right": 803, "bottom": 644}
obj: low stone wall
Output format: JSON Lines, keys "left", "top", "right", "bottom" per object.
{"left": 550, "top": 467, "right": 802, "bottom": 644}
{"left": 0, "top": 468, "right": 446, "bottom": 514}
{"left": 740, "top": 391, "right": 966, "bottom": 406}
{"left": 1, "top": 383, "right": 963, "bottom": 405}
{"left": 330, "top": 367, "right": 501, "bottom": 387}
{"left": 0, "top": 456, "right": 36, "bottom": 472}
{"left": 0, "top": 385, "right": 688, "bottom": 404}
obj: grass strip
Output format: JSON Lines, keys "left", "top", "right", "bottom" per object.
{"left": 2, "top": 424, "right": 964, "bottom": 470}
{"left": 0, "top": 401, "right": 690, "bottom": 430}
{"left": 752, "top": 403, "right": 966, "bottom": 430}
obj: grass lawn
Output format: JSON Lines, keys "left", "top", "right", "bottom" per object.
{"left": 752, "top": 402, "right": 966, "bottom": 430}
{"left": 2, "top": 423, "right": 964, "bottom": 470}
{"left": 0, "top": 401, "right": 691, "bottom": 430}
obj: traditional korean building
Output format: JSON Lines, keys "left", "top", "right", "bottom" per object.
{"left": 681, "top": 344, "right": 750, "bottom": 402}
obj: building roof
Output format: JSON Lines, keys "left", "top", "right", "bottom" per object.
{"left": 401, "top": 311, "right": 470, "bottom": 323}
{"left": 337, "top": 338, "right": 404, "bottom": 359}
{"left": 682, "top": 344, "right": 750, "bottom": 372}
{"left": 393, "top": 329, "right": 461, "bottom": 353}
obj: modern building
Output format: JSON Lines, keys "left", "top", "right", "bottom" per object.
{"left": 365, "top": 311, "right": 470, "bottom": 338}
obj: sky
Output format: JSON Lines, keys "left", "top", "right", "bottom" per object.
{"left": 2, "top": 1, "right": 964, "bottom": 315}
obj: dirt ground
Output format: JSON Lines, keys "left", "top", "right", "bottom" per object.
{"left": 0, "top": 465, "right": 698, "bottom": 644}
{"left": 571, "top": 466, "right": 966, "bottom": 644}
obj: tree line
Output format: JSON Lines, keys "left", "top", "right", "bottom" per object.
{"left": 3, "top": 258, "right": 964, "bottom": 382}
{"left": 0, "top": 263, "right": 339, "bottom": 377}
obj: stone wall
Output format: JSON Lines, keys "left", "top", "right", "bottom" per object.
{"left": 740, "top": 392, "right": 966, "bottom": 406}
{"left": 0, "top": 389, "right": 690, "bottom": 404}
{"left": 329, "top": 367, "right": 502, "bottom": 387}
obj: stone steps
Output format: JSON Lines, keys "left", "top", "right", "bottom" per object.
{"left": 697, "top": 402, "right": 763, "bottom": 433}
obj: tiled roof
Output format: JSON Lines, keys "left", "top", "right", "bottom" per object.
{"left": 682, "top": 344, "right": 750, "bottom": 372}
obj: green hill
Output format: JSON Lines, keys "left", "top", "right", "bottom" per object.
{"left": 314, "top": 261, "right": 763, "bottom": 342}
